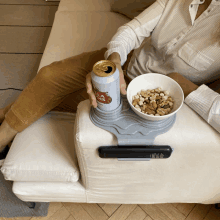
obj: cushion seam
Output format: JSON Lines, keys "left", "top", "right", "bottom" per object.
{"left": 1, "top": 168, "right": 78, "bottom": 175}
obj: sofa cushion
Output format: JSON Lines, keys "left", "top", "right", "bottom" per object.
{"left": 1, "top": 111, "right": 80, "bottom": 183}
{"left": 111, "top": 0, "right": 156, "bottom": 19}
{"left": 37, "top": 11, "right": 129, "bottom": 71}
{"left": 58, "top": 0, "right": 114, "bottom": 12}
{"left": 12, "top": 181, "right": 87, "bottom": 203}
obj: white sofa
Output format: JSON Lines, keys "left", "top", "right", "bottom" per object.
{"left": 1, "top": 0, "right": 220, "bottom": 205}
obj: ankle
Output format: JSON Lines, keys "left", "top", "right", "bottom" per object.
{"left": 0, "top": 120, "right": 18, "bottom": 143}
{"left": 0, "top": 109, "right": 5, "bottom": 123}
{"left": 0, "top": 121, "right": 17, "bottom": 153}
{"left": 2, "top": 120, "right": 17, "bottom": 134}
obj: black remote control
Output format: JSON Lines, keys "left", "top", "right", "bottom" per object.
{"left": 98, "top": 145, "right": 173, "bottom": 159}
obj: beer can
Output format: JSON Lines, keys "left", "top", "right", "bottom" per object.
{"left": 91, "top": 60, "right": 120, "bottom": 111}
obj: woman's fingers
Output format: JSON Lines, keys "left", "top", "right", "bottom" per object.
{"left": 117, "top": 65, "right": 127, "bottom": 95}
{"left": 86, "top": 72, "right": 97, "bottom": 108}
{"left": 120, "top": 74, "right": 127, "bottom": 95}
{"left": 85, "top": 73, "right": 92, "bottom": 92}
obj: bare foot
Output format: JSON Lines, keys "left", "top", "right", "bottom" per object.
{"left": 0, "top": 119, "right": 18, "bottom": 152}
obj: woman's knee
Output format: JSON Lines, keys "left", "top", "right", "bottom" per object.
{"left": 37, "top": 47, "right": 108, "bottom": 80}
{"left": 37, "top": 61, "right": 63, "bottom": 81}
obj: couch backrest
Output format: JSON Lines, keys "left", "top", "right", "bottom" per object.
{"left": 58, "top": 0, "right": 114, "bottom": 12}
{"left": 58, "top": 0, "right": 156, "bottom": 19}
{"left": 111, "top": 0, "right": 156, "bottom": 19}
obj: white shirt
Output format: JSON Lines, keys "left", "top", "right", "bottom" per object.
{"left": 104, "top": 0, "right": 220, "bottom": 134}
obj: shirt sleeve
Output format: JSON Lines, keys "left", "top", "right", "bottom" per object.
{"left": 184, "top": 84, "right": 220, "bottom": 133}
{"left": 104, "top": 1, "right": 165, "bottom": 66}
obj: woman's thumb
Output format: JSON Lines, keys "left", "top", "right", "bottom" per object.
{"left": 120, "top": 83, "right": 127, "bottom": 95}
{"left": 114, "top": 62, "right": 127, "bottom": 95}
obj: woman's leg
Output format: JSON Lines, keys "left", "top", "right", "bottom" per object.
{"left": 0, "top": 47, "right": 134, "bottom": 152}
{"left": 0, "top": 48, "right": 135, "bottom": 120}
{"left": 0, "top": 89, "right": 89, "bottom": 153}
{"left": 0, "top": 47, "right": 108, "bottom": 151}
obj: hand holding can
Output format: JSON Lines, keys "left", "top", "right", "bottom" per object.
{"left": 86, "top": 60, "right": 127, "bottom": 109}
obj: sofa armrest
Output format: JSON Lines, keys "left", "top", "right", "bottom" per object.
{"left": 1, "top": 111, "right": 80, "bottom": 183}
{"left": 74, "top": 99, "right": 220, "bottom": 204}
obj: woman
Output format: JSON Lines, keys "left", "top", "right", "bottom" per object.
{"left": 0, "top": 0, "right": 219, "bottom": 164}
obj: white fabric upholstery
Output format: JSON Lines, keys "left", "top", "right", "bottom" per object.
{"left": 74, "top": 100, "right": 220, "bottom": 204}
{"left": 12, "top": 180, "right": 86, "bottom": 203}
{"left": 7, "top": 0, "right": 220, "bottom": 204}
{"left": 37, "top": 11, "right": 130, "bottom": 71}
{"left": 1, "top": 111, "right": 80, "bottom": 183}
{"left": 58, "top": 0, "right": 114, "bottom": 12}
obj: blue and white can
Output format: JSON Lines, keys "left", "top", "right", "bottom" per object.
{"left": 91, "top": 60, "right": 121, "bottom": 111}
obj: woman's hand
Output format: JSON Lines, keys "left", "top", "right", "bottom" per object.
{"left": 113, "top": 60, "right": 127, "bottom": 95}
{"left": 86, "top": 53, "right": 127, "bottom": 108}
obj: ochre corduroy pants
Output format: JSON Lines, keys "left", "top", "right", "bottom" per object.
{"left": 3, "top": 47, "right": 134, "bottom": 132}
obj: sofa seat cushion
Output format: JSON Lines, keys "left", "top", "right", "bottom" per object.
{"left": 37, "top": 11, "right": 130, "bottom": 71}
{"left": 12, "top": 180, "right": 86, "bottom": 203}
{"left": 1, "top": 111, "right": 80, "bottom": 183}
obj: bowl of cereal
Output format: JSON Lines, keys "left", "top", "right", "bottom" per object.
{"left": 126, "top": 73, "right": 184, "bottom": 121}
